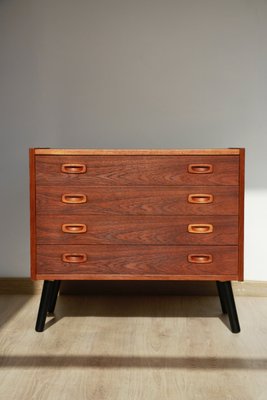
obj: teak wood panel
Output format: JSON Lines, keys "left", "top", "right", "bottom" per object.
{"left": 36, "top": 215, "right": 238, "bottom": 245}
{"left": 238, "top": 148, "right": 245, "bottom": 281}
{"left": 36, "top": 186, "right": 239, "bottom": 216}
{"left": 30, "top": 148, "right": 245, "bottom": 281}
{"left": 36, "top": 245, "right": 238, "bottom": 277}
{"left": 34, "top": 148, "right": 241, "bottom": 155}
{"left": 35, "top": 155, "right": 239, "bottom": 186}
{"left": 29, "top": 149, "right": 37, "bottom": 279}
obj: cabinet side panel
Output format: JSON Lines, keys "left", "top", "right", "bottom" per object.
{"left": 29, "top": 149, "right": 37, "bottom": 279}
{"left": 238, "top": 148, "right": 245, "bottom": 281}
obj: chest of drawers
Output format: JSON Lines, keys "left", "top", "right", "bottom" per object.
{"left": 30, "top": 148, "right": 245, "bottom": 333}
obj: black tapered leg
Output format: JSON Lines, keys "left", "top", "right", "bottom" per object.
{"left": 216, "top": 281, "right": 227, "bottom": 314}
{"left": 223, "top": 281, "right": 240, "bottom": 333}
{"left": 217, "top": 281, "right": 240, "bottom": 334}
{"left": 35, "top": 280, "right": 53, "bottom": 332}
{"left": 48, "top": 280, "right": 61, "bottom": 314}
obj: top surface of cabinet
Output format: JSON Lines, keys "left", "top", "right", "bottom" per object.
{"left": 34, "top": 148, "right": 241, "bottom": 155}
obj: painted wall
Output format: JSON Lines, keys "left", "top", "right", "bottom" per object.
{"left": 0, "top": 0, "right": 267, "bottom": 279}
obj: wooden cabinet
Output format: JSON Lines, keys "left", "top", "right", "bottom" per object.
{"left": 30, "top": 148, "right": 245, "bottom": 332}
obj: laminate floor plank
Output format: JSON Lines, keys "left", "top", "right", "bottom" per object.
{"left": 0, "top": 295, "right": 267, "bottom": 400}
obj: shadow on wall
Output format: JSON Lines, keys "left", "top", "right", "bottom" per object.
{"left": 1, "top": 0, "right": 267, "bottom": 285}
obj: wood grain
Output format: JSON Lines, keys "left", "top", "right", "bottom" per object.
{"left": 35, "top": 273, "right": 240, "bottom": 280}
{"left": 35, "top": 155, "right": 239, "bottom": 186}
{"left": 30, "top": 148, "right": 244, "bottom": 282}
{"left": 36, "top": 186, "right": 239, "bottom": 216}
{"left": 29, "top": 149, "right": 36, "bottom": 280}
{"left": 36, "top": 244, "right": 238, "bottom": 278}
{"left": 1, "top": 295, "right": 267, "bottom": 399}
{"left": 36, "top": 215, "right": 238, "bottom": 245}
{"left": 238, "top": 148, "right": 245, "bottom": 281}
{"left": 33, "top": 148, "right": 241, "bottom": 155}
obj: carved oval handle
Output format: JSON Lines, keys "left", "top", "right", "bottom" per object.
{"left": 62, "top": 224, "right": 87, "bottom": 233}
{"left": 62, "top": 253, "right": 87, "bottom": 263}
{"left": 188, "top": 224, "right": 213, "bottom": 234}
{"left": 188, "top": 194, "right": 214, "bottom": 204}
{"left": 188, "top": 254, "right": 213, "bottom": 264}
{"left": 61, "top": 194, "right": 87, "bottom": 204}
{"left": 61, "top": 164, "right": 87, "bottom": 174}
{"left": 188, "top": 164, "right": 213, "bottom": 174}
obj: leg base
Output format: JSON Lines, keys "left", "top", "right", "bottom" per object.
{"left": 35, "top": 281, "right": 53, "bottom": 332}
{"left": 35, "top": 280, "right": 61, "bottom": 332}
{"left": 216, "top": 281, "right": 240, "bottom": 333}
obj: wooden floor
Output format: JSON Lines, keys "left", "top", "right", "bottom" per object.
{"left": 0, "top": 295, "right": 267, "bottom": 400}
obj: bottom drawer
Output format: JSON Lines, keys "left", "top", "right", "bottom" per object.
{"left": 36, "top": 245, "right": 238, "bottom": 278}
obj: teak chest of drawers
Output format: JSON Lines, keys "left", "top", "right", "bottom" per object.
{"left": 30, "top": 148, "right": 245, "bottom": 333}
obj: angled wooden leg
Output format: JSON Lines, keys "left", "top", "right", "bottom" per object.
{"left": 216, "top": 281, "right": 227, "bottom": 314}
{"left": 35, "top": 280, "right": 53, "bottom": 332}
{"left": 217, "top": 281, "right": 240, "bottom": 334}
{"left": 48, "top": 281, "right": 61, "bottom": 314}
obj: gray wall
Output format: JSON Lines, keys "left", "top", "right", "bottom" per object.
{"left": 0, "top": 0, "right": 267, "bottom": 277}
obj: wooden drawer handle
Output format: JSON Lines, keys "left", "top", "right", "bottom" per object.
{"left": 62, "top": 253, "right": 87, "bottom": 263}
{"left": 188, "top": 224, "right": 213, "bottom": 234}
{"left": 188, "top": 164, "right": 213, "bottom": 174}
{"left": 61, "top": 163, "right": 87, "bottom": 174}
{"left": 188, "top": 194, "right": 214, "bottom": 204}
{"left": 188, "top": 254, "right": 213, "bottom": 264}
{"left": 61, "top": 194, "right": 87, "bottom": 204}
{"left": 62, "top": 224, "right": 87, "bottom": 233}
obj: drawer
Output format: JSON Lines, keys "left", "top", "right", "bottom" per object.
{"left": 36, "top": 245, "right": 239, "bottom": 277}
{"left": 35, "top": 155, "right": 239, "bottom": 186}
{"left": 36, "top": 215, "right": 238, "bottom": 245}
{"left": 36, "top": 186, "right": 238, "bottom": 215}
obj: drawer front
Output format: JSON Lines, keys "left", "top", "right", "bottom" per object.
{"left": 36, "top": 215, "right": 238, "bottom": 245}
{"left": 36, "top": 245, "right": 238, "bottom": 276}
{"left": 36, "top": 155, "right": 239, "bottom": 186}
{"left": 36, "top": 186, "right": 238, "bottom": 216}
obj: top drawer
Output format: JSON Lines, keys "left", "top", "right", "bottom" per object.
{"left": 36, "top": 155, "right": 239, "bottom": 186}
